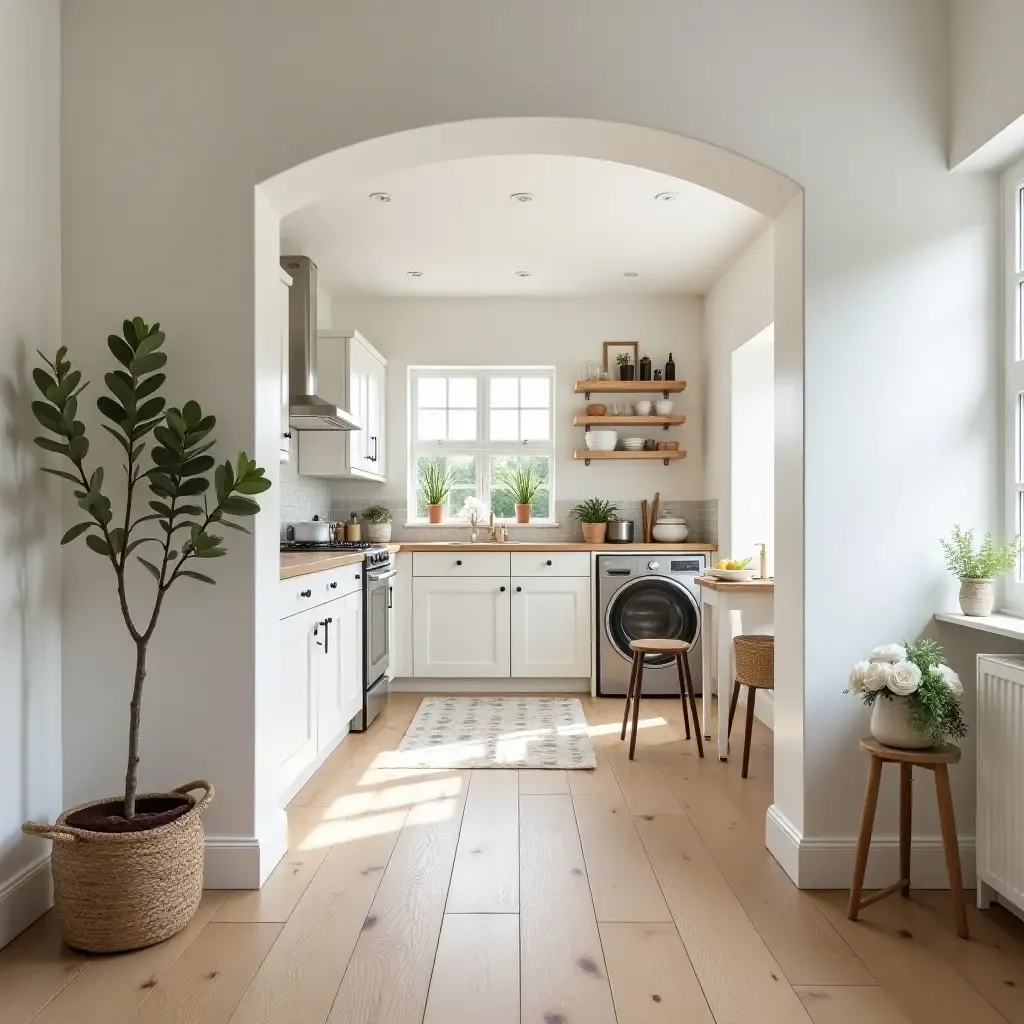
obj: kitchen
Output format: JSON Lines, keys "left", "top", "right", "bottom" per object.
{"left": 273, "top": 153, "right": 777, "bottom": 802}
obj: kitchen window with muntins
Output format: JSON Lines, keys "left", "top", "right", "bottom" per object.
{"left": 408, "top": 367, "right": 555, "bottom": 522}
{"left": 1006, "top": 158, "right": 1024, "bottom": 614}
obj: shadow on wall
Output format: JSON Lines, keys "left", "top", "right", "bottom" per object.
{"left": 0, "top": 342, "right": 58, "bottom": 867}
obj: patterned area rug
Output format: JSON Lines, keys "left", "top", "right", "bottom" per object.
{"left": 391, "top": 697, "right": 597, "bottom": 770}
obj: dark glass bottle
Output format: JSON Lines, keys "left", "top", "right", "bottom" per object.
{"left": 665, "top": 352, "right": 676, "bottom": 380}
{"left": 638, "top": 355, "right": 652, "bottom": 380}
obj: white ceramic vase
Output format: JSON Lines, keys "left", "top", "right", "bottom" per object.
{"left": 365, "top": 522, "right": 392, "bottom": 543}
{"left": 870, "top": 694, "right": 932, "bottom": 749}
{"left": 958, "top": 578, "right": 994, "bottom": 616}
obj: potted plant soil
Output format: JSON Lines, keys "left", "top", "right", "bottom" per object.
{"left": 22, "top": 319, "right": 271, "bottom": 952}
{"left": 940, "top": 525, "right": 1019, "bottom": 616}
{"left": 616, "top": 352, "right": 635, "bottom": 381}
{"left": 362, "top": 503, "right": 393, "bottom": 543}
{"left": 571, "top": 497, "right": 619, "bottom": 544}
{"left": 419, "top": 458, "right": 450, "bottom": 524}
{"left": 496, "top": 460, "right": 542, "bottom": 523}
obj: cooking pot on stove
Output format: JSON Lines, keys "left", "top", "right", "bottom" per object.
{"left": 291, "top": 516, "right": 331, "bottom": 543}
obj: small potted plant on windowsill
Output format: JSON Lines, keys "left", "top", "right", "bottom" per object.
{"left": 571, "top": 497, "right": 619, "bottom": 544}
{"left": 362, "top": 504, "right": 392, "bottom": 543}
{"left": 419, "top": 458, "right": 450, "bottom": 524}
{"left": 940, "top": 525, "right": 1020, "bottom": 616}
{"left": 496, "top": 460, "right": 542, "bottom": 523}
{"left": 616, "top": 352, "right": 635, "bottom": 382}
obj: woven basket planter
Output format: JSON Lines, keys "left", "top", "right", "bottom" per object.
{"left": 734, "top": 634, "right": 775, "bottom": 689}
{"left": 23, "top": 780, "right": 213, "bottom": 952}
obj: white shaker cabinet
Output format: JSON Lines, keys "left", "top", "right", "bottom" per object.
{"left": 315, "top": 591, "right": 363, "bottom": 752}
{"left": 278, "top": 608, "right": 319, "bottom": 790}
{"left": 413, "top": 576, "right": 511, "bottom": 677}
{"left": 511, "top": 576, "right": 591, "bottom": 678}
{"left": 336, "top": 588, "right": 364, "bottom": 725}
{"left": 298, "top": 330, "right": 387, "bottom": 481}
{"left": 278, "top": 266, "right": 292, "bottom": 461}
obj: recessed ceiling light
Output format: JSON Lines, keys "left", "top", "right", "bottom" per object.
{"left": 369, "top": 192, "right": 393, "bottom": 203}
{"left": 406, "top": 270, "right": 423, "bottom": 277}
{"left": 510, "top": 192, "right": 534, "bottom": 203}
{"left": 654, "top": 191, "right": 679, "bottom": 202}
{"left": 514, "top": 270, "right": 532, "bottom": 278}
{"left": 623, "top": 271, "right": 640, "bottom": 277}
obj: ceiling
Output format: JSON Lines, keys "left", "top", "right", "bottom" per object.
{"left": 280, "top": 154, "right": 767, "bottom": 298}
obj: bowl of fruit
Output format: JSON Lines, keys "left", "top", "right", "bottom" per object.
{"left": 708, "top": 557, "right": 757, "bottom": 582}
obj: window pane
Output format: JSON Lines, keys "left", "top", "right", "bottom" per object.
{"left": 448, "top": 409, "right": 477, "bottom": 441}
{"left": 490, "top": 409, "right": 519, "bottom": 440}
{"left": 1018, "top": 392, "right": 1024, "bottom": 484}
{"left": 418, "top": 376, "right": 446, "bottom": 407}
{"left": 520, "top": 409, "right": 550, "bottom": 440}
{"left": 415, "top": 454, "right": 477, "bottom": 519}
{"left": 1019, "top": 185, "right": 1024, "bottom": 272}
{"left": 1018, "top": 280, "right": 1024, "bottom": 362}
{"left": 520, "top": 376, "right": 550, "bottom": 408}
{"left": 417, "top": 408, "right": 446, "bottom": 440}
{"left": 490, "top": 376, "right": 519, "bottom": 408}
{"left": 448, "top": 376, "right": 477, "bottom": 408}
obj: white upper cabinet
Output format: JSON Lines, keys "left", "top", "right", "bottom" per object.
{"left": 278, "top": 267, "right": 292, "bottom": 461}
{"left": 298, "top": 330, "right": 387, "bottom": 481}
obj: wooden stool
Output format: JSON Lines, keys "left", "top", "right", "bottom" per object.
{"left": 620, "top": 639, "right": 704, "bottom": 761}
{"left": 727, "top": 634, "right": 774, "bottom": 778}
{"left": 848, "top": 737, "right": 968, "bottom": 939}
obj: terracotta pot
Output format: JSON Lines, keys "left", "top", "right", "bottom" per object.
{"left": 427, "top": 504, "right": 444, "bottom": 524}
{"left": 515, "top": 504, "right": 531, "bottom": 524}
{"left": 581, "top": 522, "right": 608, "bottom": 544}
{"left": 870, "top": 695, "right": 932, "bottom": 750}
{"left": 958, "top": 578, "right": 994, "bottom": 616}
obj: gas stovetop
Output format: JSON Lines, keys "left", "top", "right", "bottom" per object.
{"left": 281, "top": 539, "right": 391, "bottom": 568}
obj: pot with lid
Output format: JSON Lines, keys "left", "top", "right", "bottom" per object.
{"left": 292, "top": 515, "right": 332, "bottom": 543}
{"left": 651, "top": 516, "right": 689, "bottom": 543}
{"left": 606, "top": 519, "right": 635, "bottom": 544}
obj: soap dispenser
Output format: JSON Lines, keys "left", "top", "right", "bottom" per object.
{"left": 757, "top": 542, "right": 768, "bottom": 580}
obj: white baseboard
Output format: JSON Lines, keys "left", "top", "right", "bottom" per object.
{"left": 204, "top": 809, "right": 288, "bottom": 890}
{"left": 390, "top": 677, "right": 590, "bottom": 694}
{"left": 766, "top": 804, "right": 976, "bottom": 890}
{"left": 0, "top": 857, "right": 52, "bottom": 948}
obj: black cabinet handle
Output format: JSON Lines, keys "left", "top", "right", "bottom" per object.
{"left": 355, "top": 573, "right": 361, "bottom": 579}
{"left": 546, "top": 559, "right": 552, "bottom": 566}
{"left": 371, "top": 436, "right": 378, "bottom": 462}
{"left": 500, "top": 585, "right": 506, "bottom": 592}
{"left": 516, "top": 586, "right": 522, "bottom": 592}
{"left": 320, "top": 617, "right": 331, "bottom": 654}
{"left": 329, "top": 581, "right": 338, "bottom": 589}
{"left": 300, "top": 589, "right": 312, "bottom": 598}
{"left": 387, "top": 586, "right": 393, "bottom": 609}
{"left": 456, "top": 559, "right": 462, "bottom": 566}
{"left": 314, "top": 622, "right": 321, "bottom": 647}
{"left": 284, "top": 431, "right": 292, "bottom": 439}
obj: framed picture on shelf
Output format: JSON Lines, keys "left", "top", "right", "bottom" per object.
{"left": 602, "top": 340, "right": 639, "bottom": 372}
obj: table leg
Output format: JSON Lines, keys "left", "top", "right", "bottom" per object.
{"left": 899, "top": 763, "right": 912, "bottom": 896}
{"left": 934, "top": 763, "right": 969, "bottom": 939}
{"left": 701, "top": 598, "right": 713, "bottom": 740}
{"left": 716, "top": 604, "right": 739, "bottom": 760}
{"left": 848, "top": 756, "right": 883, "bottom": 921}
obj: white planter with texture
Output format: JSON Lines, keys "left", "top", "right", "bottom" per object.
{"left": 958, "top": 578, "right": 994, "bottom": 616}
{"left": 870, "top": 694, "right": 932, "bottom": 749}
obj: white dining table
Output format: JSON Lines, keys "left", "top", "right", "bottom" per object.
{"left": 695, "top": 576, "right": 774, "bottom": 760}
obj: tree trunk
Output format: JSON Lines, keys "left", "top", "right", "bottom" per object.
{"left": 123, "top": 640, "right": 148, "bottom": 818}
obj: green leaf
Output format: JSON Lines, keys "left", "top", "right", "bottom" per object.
{"left": 183, "top": 438, "right": 216, "bottom": 459}
{"left": 33, "top": 367, "right": 57, "bottom": 395}
{"left": 100, "top": 423, "right": 132, "bottom": 454}
{"left": 153, "top": 425, "right": 183, "bottom": 452}
{"left": 182, "top": 400, "right": 202, "bottom": 428}
{"left": 195, "top": 547, "right": 227, "bottom": 558}
{"left": 218, "top": 519, "right": 251, "bottom": 534}
{"left": 61, "top": 522, "right": 93, "bottom": 544}
{"left": 214, "top": 463, "right": 229, "bottom": 501}
{"left": 131, "top": 417, "right": 163, "bottom": 439}
{"left": 179, "top": 570, "right": 216, "bottom": 584}
{"left": 135, "top": 397, "right": 165, "bottom": 422}
{"left": 234, "top": 477, "right": 272, "bottom": 495}
{"left": 137, "top": 556, "right": 161, "bottom": 581}
{"left": 68, "top": 435, "right": 89, "bottom": 461}
{"left": 220, "top": 495, "right": 260, "bottom": 516}
{"left": 85, "top": 534, "right": 111, "bottom": 556}
{"left": 151, "top": 447, "right": 182, "bottom": 468}
{"left": 177, "top": 504, "right": 203, "bottom": 516}
{"left": 37, "top": 349, "right": 57, "bottom": 373}
{"left": 108, "top": 527, "right": 125, "bottom": 553}
{"left": 130, "top": 351, "right": 167, "bottom": 377}
{"left": 134, "top": 330, "right": 165, "bottom": 359}
{"left": 181, "top": 454, "right": 215, "bottom": 476}
{"left": 35, "top": 436, "right": 71, "bottom": 456}
{"left": 134, "top": 372, "right": 165, "bottom": 401}
{"left": 178, "top": 477, "right": 209, "bottom": 496}
{"left": 107, "top": 334, "right": 135, "bottom": 367}
{"left": 123, "top": 319, "right": 139, "bottom": 347}
{"left": 31, "top": 401, "right": 66, "bottom": 435}
{"left": 104, "top": 372, "right": 135, "bottom": 410}
{"left": 148, "top": 473, "right": 176, "bottom": 497}
{"left": 40, "top": 466, "right": 81, "bottom": 484}
{"left": 165, "top": 409, "right": 187, "bottom": 435}
{"left": 125, "top": 536, "right": 160, "bottom": 555}
{"left": 148, "top": 500, "right": 174, "bottom": 517}
{"left": 96, "top": 395, "right": 127, "bottom": 425}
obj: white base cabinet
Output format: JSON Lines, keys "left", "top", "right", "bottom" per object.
{"left": 316, "top": 589, "right": 363, "bottom": 751}
{"left": 279, "top": 608, "right": 319, "bottom": 790}
{"left": 413, "top": 576, "right": 511, "bottom": 677}
{"left": 511, "top": 576, "right": 591, "bottom": 677}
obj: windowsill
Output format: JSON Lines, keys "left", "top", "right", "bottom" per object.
{"left": 934, "top": 610, "right": 1024, "bottom": 642}
{"left": 403, "top": 520, "right": 560, "bottom": 529}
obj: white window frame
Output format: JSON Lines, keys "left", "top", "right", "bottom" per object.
{"left": 1004, "top": 158, "right": 1024, "bottom": 614}
{"left": 407, "top": 366, "right": 556, "bottom": 524}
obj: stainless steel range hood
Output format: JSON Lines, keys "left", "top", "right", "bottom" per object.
{"left": 280, "top": 255, "right": 361, "bottom": 431}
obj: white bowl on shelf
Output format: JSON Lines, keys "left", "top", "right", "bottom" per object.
{"left": 585, "top": 431, "right": 618, "bottom": 450}
{"left": 654, "top": 400, "right": 674, "bottom": 416}
{"left": 634, "top": 401, "right": 652, "bottom": 416}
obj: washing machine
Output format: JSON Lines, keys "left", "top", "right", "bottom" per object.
{"left": 596, "top": 552, "right": 705, "bottom": 696}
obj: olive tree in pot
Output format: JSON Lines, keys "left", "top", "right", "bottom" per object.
{"left": 571, "top": 497, "right": 618, "bottom": 544}
{"left": 22, "top": 318, "right": 270, "bottom": 953}
{"left": 940, "top": 526, "right": 1020, "bottom": 616}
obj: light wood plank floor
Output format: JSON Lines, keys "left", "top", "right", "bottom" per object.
{"left": 5, "top": 693, "right": 1024, "bottom": 1024}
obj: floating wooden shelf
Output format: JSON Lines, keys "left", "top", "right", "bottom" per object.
{"left": 573, "top": 414, "right": 685, "bottom": 431}
{"left": 573, "top": 379, "right": 686, "bottom": 398}
{"left": 574, "top": 449, "right": 687, "bottom": 466}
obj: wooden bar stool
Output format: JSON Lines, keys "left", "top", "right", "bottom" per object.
{"left": 848, "top": 737, "right": 968, "bottom": 939}
{"left": 727, "top": 634, "right": 774, "bottom": 779}
{"left": 620, "top": 638, "right": 704, "bottom": 761}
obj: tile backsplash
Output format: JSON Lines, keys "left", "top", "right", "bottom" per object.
{"left": 279, "top": 437, "right": 332, "bottom": 533}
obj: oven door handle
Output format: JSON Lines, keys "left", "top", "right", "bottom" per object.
{"left": 367, "top": 568, "right": 398, "bottom": 582}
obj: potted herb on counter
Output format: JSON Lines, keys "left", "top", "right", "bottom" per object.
{"left": 419, "top": 458, "right": 450, "bottom": 524}
{"left": 362, "top": 503, "right": 393, "bottom": 543}
{"left": 940, "top": 526, "right": 1020, "bottom": 616}
{"left": 616, "top": 351, "right": 635, "bottom": 381}
{"left": 571, "top": 497, "right": 619, "bottom": 544}
{"left": 496, "top": 460, "right": 542, "bottom": 523}
{"left": 23, "top": 318, "right": 271, "bottom": 952}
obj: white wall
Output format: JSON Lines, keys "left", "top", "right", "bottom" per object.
{"left": 60, "top": 0, "right": 997, "bottom": 889}
{"left": 0, "top": 0, "right": 62, "bottom": 945}
{"left": 326, "top": 296, "right": 705, "bottom": 511}
{"left": 705, "top": 228, "right": 774, "bottom": 558}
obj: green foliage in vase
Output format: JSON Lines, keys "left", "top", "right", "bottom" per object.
{"left": 362, "top": 504, "right": 392, "bottom": 524}
{"left": 615, "top": 352, "right": 631, "bottom": 366}
{"left": 940, "top": 525, "right": 1020, "bottom": 580}
{"left": 494, "top": 459, "right": 542, "bottom": 506}
{"left": 570, "top": 497, "right": 619, "bottom": 523}
{"left": 419, "top": 458, "right": 451, "bottom": 505}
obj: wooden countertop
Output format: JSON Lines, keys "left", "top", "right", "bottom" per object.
{"left": 694, "top": 576, "right": 774, "bottom": 593}
{"left": 280, "top": 550, "right": 366, "bottom": 579}
{"left": 395, "top": 542, "right": 716, "bottom": 553}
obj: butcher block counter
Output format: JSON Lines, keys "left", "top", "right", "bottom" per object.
{"left": 280, "top": 543, "right": 402, "bottom": 580}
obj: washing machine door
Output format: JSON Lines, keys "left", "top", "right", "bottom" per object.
{"left": 605, "top": 576, "right": 701, "bottom": 667}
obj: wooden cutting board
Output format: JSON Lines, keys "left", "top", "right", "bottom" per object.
{"left": 641, "top": 500, "right": 650, "bottom": 543}
{"left": 650, "top": 492, "right": 660, "bottom": 539}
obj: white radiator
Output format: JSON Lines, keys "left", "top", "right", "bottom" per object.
{"left": 976, "top": 654, "right": 1024, "bottom": 919}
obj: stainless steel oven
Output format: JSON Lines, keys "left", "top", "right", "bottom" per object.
{"left": 352, "top": 549, "right": 395, "bottom": 731}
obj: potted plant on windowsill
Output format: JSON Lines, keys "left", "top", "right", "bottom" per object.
{"left": 496, "top": 460, "right": 542, "bottom": 523}
{"left": 940, "top": 525, "right": 1020, "bottom": 616}
{"left": 616, "top": 352, "right": 635, "bottom": 382}
{"left": 571, "top": 497, "right": 619, "bottom": 544}
{"left": 21, "top": 318, "right": 271, "bottom": 953}
{"left": 362, "top": 503, "right": 392, "bottom": 543}
{"left": 419, "top": 458, "right": 450, "bottom": 524}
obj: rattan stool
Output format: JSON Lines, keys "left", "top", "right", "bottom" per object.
{"left": 727, "top": 634, "right": 774, "bottom": 778}
{"left": 848, "top": 737, "right": 968, "bottom": 939}
{"left": 620, "top": 639, "right": 704, "bottom": 761}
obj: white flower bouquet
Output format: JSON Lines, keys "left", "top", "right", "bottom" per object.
{"left": 847, "top": 639, "right": 966, "bottom": 744}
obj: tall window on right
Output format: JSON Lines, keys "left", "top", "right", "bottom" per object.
{"left": 1005, "top": 158, "right": 1024, "bottom": 613}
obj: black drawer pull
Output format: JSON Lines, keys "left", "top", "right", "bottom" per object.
{"left": 329, "top": 581, "right": 338, "bottom": 589}
{"left": 456, "top": 559, "right": 462, "bottom": 566}
{"left": 500, "top": 585, "right": 506, "bottom": 592}
{"left": 516, "top": 586, "right": 522, "bottom": 592}
{"left": 300, "top": 589, "right": 312, "bottom": 598}
{"left": 546, "top": 559, "right": 552, "bottom": 566}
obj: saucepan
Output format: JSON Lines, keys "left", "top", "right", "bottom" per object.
{"left": 606, "top": 519, "right": 635, "bottom": 544}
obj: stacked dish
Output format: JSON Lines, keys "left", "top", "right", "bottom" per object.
{"left": 621, "top": 437, "right": 645, "bottom": 451}
{"left": 585, "top": 430, "right": 617, "bottom": 451}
